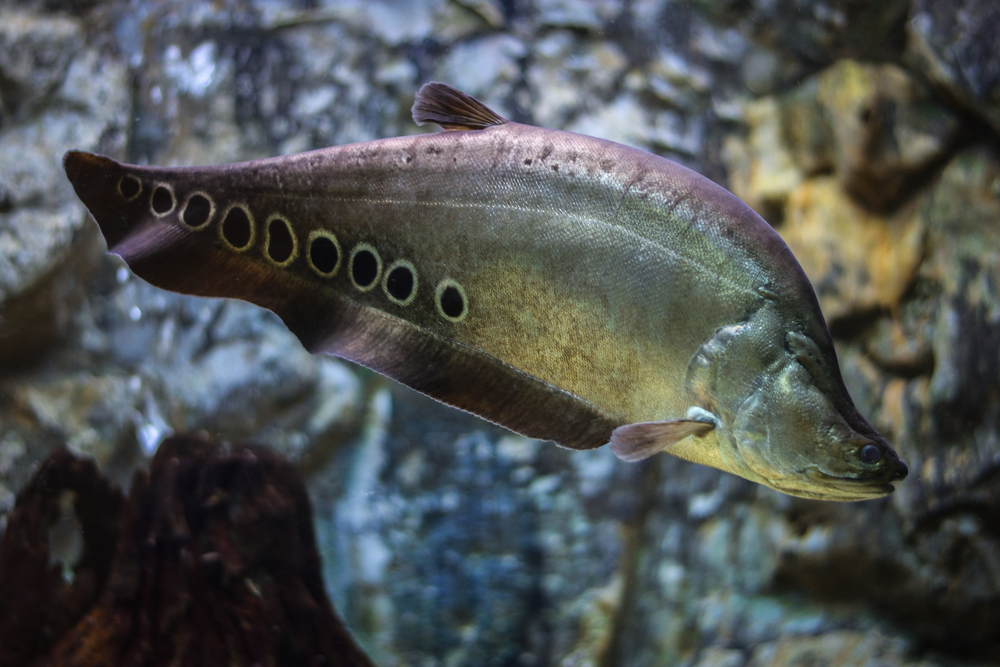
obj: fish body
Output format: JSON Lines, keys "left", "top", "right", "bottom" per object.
{"left": 63, "top": 83, "right": 907, "bottom": 500}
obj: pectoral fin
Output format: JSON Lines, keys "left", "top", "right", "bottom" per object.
{"left": 610, "top": 419, "right": 715, "bottom": 462}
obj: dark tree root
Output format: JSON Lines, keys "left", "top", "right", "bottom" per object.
{"left": 0, "top": 434, "right": 377, "bottom": 667}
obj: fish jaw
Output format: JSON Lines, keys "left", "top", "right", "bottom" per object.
{"left": 794, "top": 441, "right": 909, "bottom": 501}
{"left": 794, "top": 462, "right": 908, "bottom": 501}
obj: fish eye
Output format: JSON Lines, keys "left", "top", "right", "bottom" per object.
{"left": 860, "top": 444, "right": 881, "bottom": 464}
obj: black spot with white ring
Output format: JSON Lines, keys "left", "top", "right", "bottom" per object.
{"left": 383, "top": 260, "right": 417, "bottom": 305}
{"left": 307, "top": 231, "right": 341, "bottom": 277}
{"left": 350, "top": 244, "right": 381, "bottom": 291}
{"left": 265, "top": 215, "right": 297, "bottom": 265}
{"left": 181, "top": 193, "right": 214, "bottom": 229}
{"left": 150, "top": 184, "right": 176, "bottom": 217}
{"left": 118, "top": 175, "right": 142, "bottom": 200}
{"left": 436, "top": 279, "right": 467, "bottom": 322}
{"left": 220, "top": 205, "right": 254, "bottom": 250}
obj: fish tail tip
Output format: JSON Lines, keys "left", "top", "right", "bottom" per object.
{"left": 62, "top": 151, "right": 134, "bottom": 248}
{"left": 63, "top": 149, "right": 115, "bottom": 173}
{"left": 63, "top": 151, "right": 122, "bottom": 194}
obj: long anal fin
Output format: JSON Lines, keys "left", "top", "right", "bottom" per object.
{"left": 411, "top": 82, "right": 507, "bottom": 131}
{"left": 610, "top": 419, "right": 715, "bottom": 462}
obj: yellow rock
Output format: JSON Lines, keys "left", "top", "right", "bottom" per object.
{"left": 781, "top": 177, "right": 924, "bottom": 321}
{"left": 722, "top": 97, "right": 802, "bottom": 220}
{"left": 816, "top": 59, "right": 958, "bottom": 213}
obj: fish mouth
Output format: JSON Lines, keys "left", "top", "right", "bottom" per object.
{"left": 799, "top": 468, "right": 902, "bottom": 501}
{"left": 794, "top": 450, "right": 909, "bottom": 501}
{"left": 762, "top": 469, "right": 900, "bottom": 501}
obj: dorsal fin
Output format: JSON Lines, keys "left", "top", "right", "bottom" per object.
{"left": 411, "top": 82, "right": 507, "bottom": 131}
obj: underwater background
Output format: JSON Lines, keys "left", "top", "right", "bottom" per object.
{"left": 0, "top": 0, "right": 998, "bottom": 665}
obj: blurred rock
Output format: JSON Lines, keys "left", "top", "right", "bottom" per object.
{"left": 920, "top": 148, "right": 1000, "bottom": 460}
{"left": 529, "top": 31, "right": 628, "bottom": 127}
{"left": 129, "top": 19, "right": 409, "bottom": 165}
{"left": 0, "top": 39, "right": 128, "bottom": 297}
{"left": 780, "top": 177, "right": 925, "bottom": 323}
{"left": 778, "top": 79, "right": 835, "bottom": 178}
{"left": 864, "top": 300, "right": 935, "bottom": 377}
{"left": 363, "top": 0, "right": 448, "bottom": 46}
{"left": 567, "top": 93, "right": 650, "bottom": 151}
{"left": 723, "top": 96, "right": 803, "bottom": 222}
{"left": 693, "top": 647, "right": 746, "bottom": 667}
{"left": 725, "top": 59, "right": 961, "bottom": 219}
{"left": 907, "top": 0, "right": 1000, "bottom": 136}
{"left": 0, "top": 226, "right": 103, "bottom": 372}
{"left": 535, "top": 0, "right": 620, "bottom": 30}
{"left": 648, "top": 48, "right": 713, "bottom": 110}
{"left": 748, "top": 631, "right": 926, "bottom": 667}
{"left": 439, "top": 33, "right": 527, "bottom": 113}
{"left": 453, "top": 0, "right": 505, "bottom": 28}
{"left": 432, "top": 0, "right": 499, "bottom": 42}
{"left": 312, "top": 387, "right": 640, "bottom": 666}
{"left": 771, "top": 489, "right": 1000, "bottom": 656}
{"left": 0, "top": 11, "right": 83, "bottom": 121}
{"left": 701, "top": 0, "right": 910, "bottom": 79}
{"left": 816, "top": 60, "right": 960, "bottom": 214}
{"left": 9, "top": 371, "right": 144, "bottom": 467}
{"left": 0, "top": 272, "right": 365, "bottom": 482}
{"left": 0, "top": 10, "right": 129, "bottom": 366}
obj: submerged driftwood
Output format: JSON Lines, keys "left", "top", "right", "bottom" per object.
{"left": 0, "top": 435, "right": 375, "bottom": 667}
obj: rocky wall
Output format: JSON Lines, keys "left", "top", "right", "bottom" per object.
{"left": 0, "top": 0, "right": 998, "bottom": 665}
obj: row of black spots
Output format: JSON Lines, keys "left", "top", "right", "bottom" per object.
{"left": 346, "top": 243, "right": 466, "bottom": 320}
{"left": 215, "top": 206, "right": 299, "bottom": 268}
{"left": 126, "top": 178, "right": 332, "bottom": 278}
{"left": 121, "top": 178, "right": 270, "bottom": 263}
{"left": 348, "top": 245, "right": 419, "bottom": 304}
{"left": 116, "top": 175, "right": 467, "bottom": 321}
{"left": 121, "top": 174, "right": 216, "bottom": 231}
{"left": 306, "top": 237, "right": 418, "bottom": 310}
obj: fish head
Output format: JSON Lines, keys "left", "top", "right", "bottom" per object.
{"left": 728, "top": 330, "right": 908, "bottom": 501}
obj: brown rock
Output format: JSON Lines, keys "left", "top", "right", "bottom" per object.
{"left": 0, "top": 228, "right": 100, "bottom": 372}
{"left": 725, "top": 97, "right": 803, "bottom": 222}
{"left": 723, "top": 59, "right": 961, "bottom": 224}
{"left": 779, "top": 79, "right": 835, "bottom": 178}
{"left": 816, "top": 60, "right": 960, "bottom": 214}
{"left": 779, "top": 177, "right": 925, "bottom": 323}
